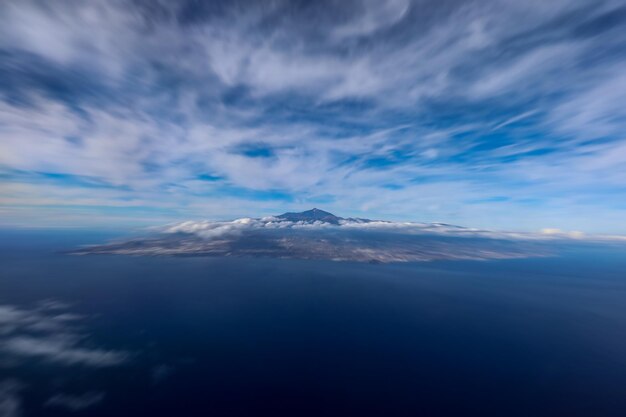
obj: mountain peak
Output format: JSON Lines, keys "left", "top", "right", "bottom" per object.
{"left": 303, "top": 208, "right": 335, "bottom": 217}
{"left": 276, "top": 208, "right": 342, "bottom": 224}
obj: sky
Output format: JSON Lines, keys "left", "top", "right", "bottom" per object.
{"left": 0, "top": 0, "right": 625, "bottom": 233}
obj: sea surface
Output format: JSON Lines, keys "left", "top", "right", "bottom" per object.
{"left": 1, "top": 230, "right": 626, "bottom": 416}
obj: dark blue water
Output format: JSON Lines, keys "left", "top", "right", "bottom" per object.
{"left": 1, "top": 230, "right": 626, "bottom": 416}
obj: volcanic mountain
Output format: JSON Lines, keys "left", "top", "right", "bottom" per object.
{"left": 276, "top": 208, "right": 342, "bottom": 224}
{"left": 276, "top": 208, "right": 375, "bottom": 225}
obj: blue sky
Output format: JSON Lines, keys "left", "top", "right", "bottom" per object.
{"left": 0, "top": 0, "right": 625, "bottom": 233}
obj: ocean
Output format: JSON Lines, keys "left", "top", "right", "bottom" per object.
{"left": 1, "top": 230, "right": 625, "bottom": 416}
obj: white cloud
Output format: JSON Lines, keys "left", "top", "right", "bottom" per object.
{"left": 2, "top": 336, "right": 127, "bottom": 367}
{"left": 0, "top": 301, "right": 135, "bottom": 414}
{"left": 468, "top": 43, "right": 582, "bottom": 99}
{"left": 45, "top": 392, "right": 105, "bottom": 411}
{"left": 165, "top": 216, "right": 338, "bottom": 239}
{"left": 331, "top": 0, "right": 410, "bottom": 40}
{"left": 162, "top": 215, "right": 622, "bottom": 242}
{"left": 0, "top": 0, "right": 626, "bottom": 232}
{"left": 0, "top": 302, "right": 128, "bottom": 367}
{"left": 0, "top": 380, "right": 22, "bottom": 417}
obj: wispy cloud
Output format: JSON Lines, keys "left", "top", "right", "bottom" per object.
{"left": 0, "top": 301, "right": 130, "bottom": 415}
{"left": 2, "top": 336, "right": 127, "bottom": 367}
{"left": 0, "top": 380, "right": 22, "bottom": 417}
{"left": 0, "top": 302, "right": 129, "bottom": 366}
{"left": 45, "top": 392, "right": 105, "bottom": 412}
{"left": 1, "top": 0, "right": 625, "bottom": 232}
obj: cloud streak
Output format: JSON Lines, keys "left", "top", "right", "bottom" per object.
{"left": 45, "top": 392, "right": 105, "bottom": 412}
{"left": 0, "top": 380, "right": 22, "bottom": 417}
{"left": 0, "top": 301, "right": 130, "bottom": 415}
{"left": 0, "top": 302, "right": 128, "bottom": 367}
